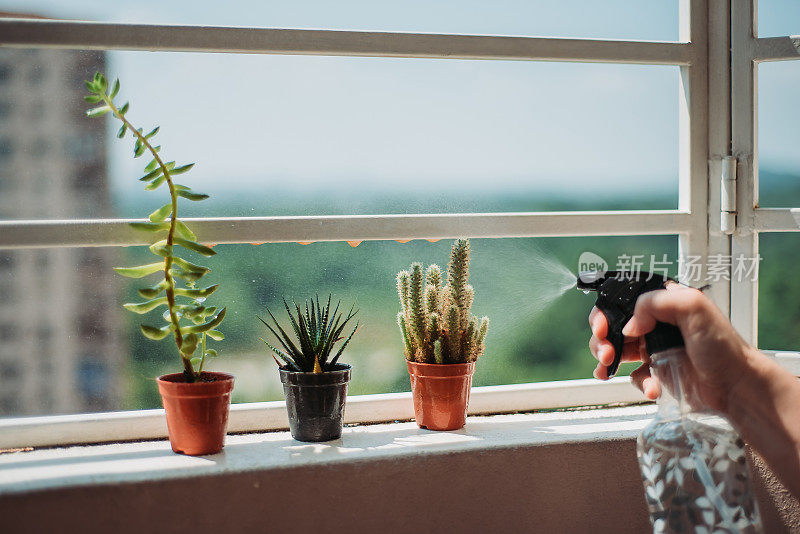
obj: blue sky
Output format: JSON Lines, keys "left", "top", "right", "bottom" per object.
{"left": 2, "top": 1, "right": 799, "bottom": 204}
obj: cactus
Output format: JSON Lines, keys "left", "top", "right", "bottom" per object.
{"left": 395, "top": 239, "right": 489, "bottom": 364}
{"left": 408, "top": 263, "right": 427, "bottom": 361}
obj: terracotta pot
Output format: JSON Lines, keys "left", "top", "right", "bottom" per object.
{"left": 157, "top": 372, "right": 234, "bottom": 456}
{"left": 407, "top": 361, "right": 476, "bottom": 431}
{"left": 280, "top": 364, "right": 351, "bottom": 442}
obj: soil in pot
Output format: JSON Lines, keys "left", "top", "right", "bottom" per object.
{"left": 407, "top": 361, "right": 475, "bottom": 431}
{"left": 157, "top": 371, "right": 234, "bottom": 456}
{"left": 280, "top": 363, "right": 351, "bottom": 442}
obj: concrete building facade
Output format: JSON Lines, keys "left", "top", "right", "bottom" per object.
{"left": 0, "top": 47, "right": 124, "bottom": 415}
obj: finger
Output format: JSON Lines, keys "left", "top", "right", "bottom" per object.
{"left": 621, "top": 286, "right": 706, "bottom": 337}
{"left": 593, "top": 362, "right": 608, "bottom": 380}
{"left": 630, "top": 363, "right": 661, "bottom": 400}
{"left": 589, "top": 335, "right": 613, "bottom": 365}
{"left": 588, "top": 307, "right": 608, "bottom": 339}
{"left": 590, "top": 334, "right": 645, "bottom": 365}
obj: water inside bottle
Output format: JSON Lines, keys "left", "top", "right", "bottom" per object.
{"left": 637, "top": 414, "right": 762, "bottom": 533}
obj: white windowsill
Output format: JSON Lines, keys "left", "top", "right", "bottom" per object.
{"left": 0, "top": 404, "right": 656, "bottom": 496}
{"left": 0, "top": 377, "right": 645, "bottom": 449}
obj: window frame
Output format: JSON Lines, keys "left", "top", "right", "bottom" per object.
{"left": 3, "top": 1, "right": 797, "bottom": 448}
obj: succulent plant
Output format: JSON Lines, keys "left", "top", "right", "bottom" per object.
{"left": 259, "top": 295, "right": 359, "bottom": 373}
{"left": 396, "top": 239, "right": 489, "bottom": 364}
{"left": 84, "top": 72, "right": 224, "bottom": 382}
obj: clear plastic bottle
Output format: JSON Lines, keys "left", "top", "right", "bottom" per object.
{"left": 636, "top": 347, "right": 763, "bottom": 533}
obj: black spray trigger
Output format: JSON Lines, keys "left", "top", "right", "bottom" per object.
{"left": 578, "top": 270, "right": 674, "bottom": 378}
{"left": 594, "top": 298, "right": 629, "bottom": 377}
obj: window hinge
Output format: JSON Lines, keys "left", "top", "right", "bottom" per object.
{"left": 720, "top": 155, "right": 737, "bottom": 235}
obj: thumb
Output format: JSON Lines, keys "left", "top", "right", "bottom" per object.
{"left": 621, "top": 287, "right": 703, "bottom": 337}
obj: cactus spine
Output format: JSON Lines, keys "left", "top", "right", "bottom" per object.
{"left": 395, "top": 239, "right": 489, "bottom": 364}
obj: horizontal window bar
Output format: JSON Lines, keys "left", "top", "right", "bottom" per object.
{"left": 0, "top": 18, "right": 694, "bottom": 65}
{"left": 0, "top": 211, "right": 693, "bottom": 249}
{"left": 0, "top": 378, "right": 643, "bottom": 449}
{"left": 764, "top": 351, "right": 800, "bottom": 376}
{"left": 753, "top": 36, "right": 800, "bottom": 62}
{"left": 753, "top": 207, "right": 800, "bottom": 232}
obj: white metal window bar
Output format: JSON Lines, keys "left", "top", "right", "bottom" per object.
{"left": 730, "top": 0, "right": 800, "bottom": 347}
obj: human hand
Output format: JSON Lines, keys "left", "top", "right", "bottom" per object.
{"left": 588, "top": 283, "right": 753, "bottom": 412}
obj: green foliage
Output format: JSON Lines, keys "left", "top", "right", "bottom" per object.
{"left": 396, "top": 239, "right": 489, "bottom": 364}
{"left": 85, "top": 71, "right": 223, "bottom": 381}
{"left": 258, "top": 295, "right": 359, "bottom": 373}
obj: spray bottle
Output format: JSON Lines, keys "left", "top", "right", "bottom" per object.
{"left": 578, "top": 270, "right": 762, "bottom": 533}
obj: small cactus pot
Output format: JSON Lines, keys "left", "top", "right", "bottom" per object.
{"left": 407, "top": 361, "right": 475, "bottom": 431}
{"left": 280, "top": 364, "right": 351, "bottom": 442}
{"left": 157, "top": 372, "right": 234, "bottom": 456}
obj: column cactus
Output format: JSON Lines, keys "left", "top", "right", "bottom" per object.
{"left": 396, "top": 239, "right": 489, "bottom": 364}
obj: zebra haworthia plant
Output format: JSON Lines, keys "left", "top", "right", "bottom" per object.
{"left": 84, "top": 72, "right": 225, "bottom": 382}
{"left": 258, "top": 295, "right": 359, "bottom": 373}
{"left": 396, "top": 239, "right": 489, "bottom": 364}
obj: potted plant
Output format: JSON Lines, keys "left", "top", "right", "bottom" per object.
{"left": 84, "top": 73, "right": 232, "bottom": 456}
{"left": 258, "top": 295, "right": 359, "bottom": 442}
{"left": 396, "top": 239, "right": 489, "bottom": 431}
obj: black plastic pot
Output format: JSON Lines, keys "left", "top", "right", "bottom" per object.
{"left": 279, "top": 363, "right": 351, "bottom": 442}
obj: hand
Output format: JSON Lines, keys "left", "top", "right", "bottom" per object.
{"left": 588, "top": 283, "right": 753, "bottom": 412}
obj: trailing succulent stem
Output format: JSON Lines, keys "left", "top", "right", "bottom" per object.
{"left": 259, "top": 295, "right": 359, "bottom": 373}
{"left": 85, "top": 72, "right": 224, "bottom": 382}
{"left": 395, "top": 239, "right": 489, "bottom": 364}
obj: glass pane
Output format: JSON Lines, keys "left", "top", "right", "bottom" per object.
{"left": 758, "top": 0, "right": 800, "bottom": 37}
{"left": 758, "top": 62, "right": 800, "bottom": 207}
{"left": 0, "top": 48, "right": 679, "bottom": 221}
{"left": 5, "top": 1, "right": 678, "bottom": 41}
{"left": 0, "top": 236, "right": 676, "bottom": 417}
{"left": 758, "top": 233, "right": 800, "bottom": 350}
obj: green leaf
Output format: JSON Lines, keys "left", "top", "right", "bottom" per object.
{"left": 86, "top": 106, "right": 111, "bottom": 117}
{"left": 174, "top": 237, "right": 216, "bottom": 256}
{"left": 140, "top": 324, "right": 173, "bottom": 341}
{"left": 174, "top": 285, "right": 219, "bottom": 299}
{"left": 149, "top": 240, "right": 171, "bottom": 258}
{"left": 172, "top": 256, "right": 210, "bottom": 274}
{"left": 145, "top": 174, "right": 167, "bottom": 191}
{"left": 174, "top": 221, "right": 196, "bottom": 241}
{"left": 176, "top": 189, "right": 210, "bottom": 201}
{"left": 206, "top": 330, "right": 225, "bottom": 341}
{"left": 130, "top": 221, "right": 169, "bottom": 232}
{"left": 144, "top": 159, "right": 159, "bottom": 173}
{"left": 184, "top": 308, "right": 226, "bottom": 334}
{"left": 145, "top": 126, "right": 160, "bottom": 138}
{"left": 170, "top": 163, "right": 194, "bottom": 175}
{"left": 204, "top": 349, "right": 218, "bottom": 358}
{"left": 138, "top": 280, "right": 168, "bottom": 299}
{"left": 117, "top": 124, "right": 127, "bottom": 139}
{"left": 114, "top": 262, "right": 164, "bottom": 278}
{"left": 171, "top": 268, "right": 206, "bottom": 284}
{"left": 109, "top": 79, "right": 120, "bottom": 98}
{"left": 181, "top": 333, "right": 199, "bottom": 356}
{"left": 84, "top": 94, "right": 102, "bottom": 103}
{"left": 139, "top": 167, "right": 163, "bottom": 182}
{"left": 97, "top": 73, "right": 108, "bottom": 91}
{"left": 182, "top": 305, "right": 206, "bottom": 321}
{"left": 134, "top": 143, "right": 146, "bottom": 158}
{"left": 123, "top": 297, "right": 168, "bottom": 314}
{"left": 119, "top": 102, "right": 130, "bottom": 114}
{"left": 84, "top": 80, "right": 98, "bottom": 93}
{"left": 190, "top": 356, "right": 202, "bottom": 367}
{"left": 149, "top": 203, "right": 173, "bottom": 222}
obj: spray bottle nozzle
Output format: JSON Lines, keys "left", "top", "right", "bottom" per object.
{"left": 577, "top": 270, "right": 683, "bottom": 377}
